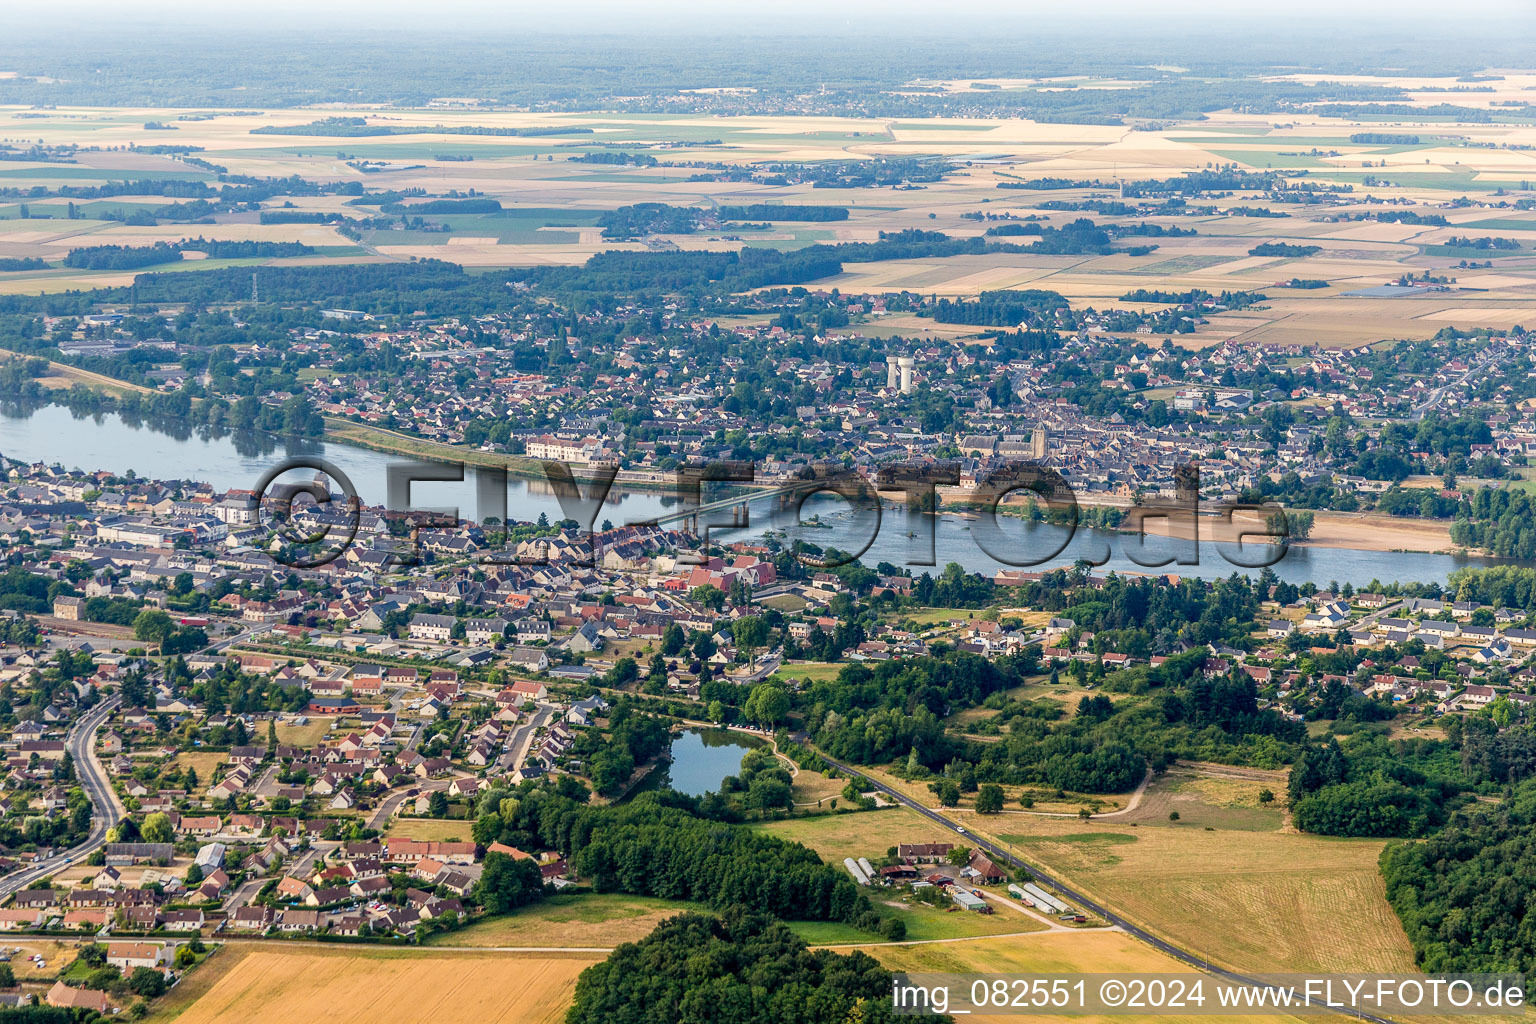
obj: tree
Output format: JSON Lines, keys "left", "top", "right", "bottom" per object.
{"left": 428, "top": 791, "right": 449, "bottom": 817}
{"left": 946, "top": 845, "right": 971, "bottom": 867}
{"left": 132, "top": 608, "right": 174, "bottom": 644}
{"left": 128, "top": 967, "right": 167, "bottom": 997}
{"left": 879, "top": 917, "right": 907, "bottom": 941}
{"left": 477, "top": 851, "right": 544, "bottom": 914}
{"left": 733, "top": 615, "right": 768, "bottom": 668}
{"left": 935, "top": 780, "right": 960, "bottom": 807}
{"left": 746, "top": 775, "right": 793, "bottom": 814}
{"left": 1169, "top": 811, "right": 1180, "bottom": 821}
{"left": 604, "top": 657, "right": 639, "bottom": 688}
{"left": 660, "top": 623, "right": 686, "bottom": 657}
{"left": 1258, "top": 789, "right": 1275, "bottom": 804}
{"left": 0, "top": 964, "right": 14, "bottom": 988}
{"left": 689, "top": 584, "right": 726, "bottom": 611}
{"left": 472, "top": 812, "right": 502, "bottom": 846}
{"left": 743, "top": 682, "right": 790, "bottom": 728}
{"left": 141, "top": 812, "right": 173, "bottom": 844}
{"left": 975, "top": 783, "right": 1004, "bottom": 815}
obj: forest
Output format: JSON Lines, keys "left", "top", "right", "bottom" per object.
{"left": 484, "top": 789, "right": 878, "bottom": 929}
{"left": 63, "top": 239, "right": 315, "bottom": 270}
{"left": 566, "top": 910, "right": 928, "bottom": 1024}
{"left": 1381, "top": 778, "right": 1536, "bottom": 973}
{"left": 1248, "top": 242, "right": 1321, "bottom": 257}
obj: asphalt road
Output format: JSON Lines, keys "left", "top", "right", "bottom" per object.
{"left": 0, "top": 695, "right": 122, "bottom": 899}
{"left": 821, "top": 754, "right": 1402, "bottom": 1024}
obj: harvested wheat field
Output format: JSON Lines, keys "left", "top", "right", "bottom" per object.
{"left": 987, "top": 816, "right": 1415, "bottom": 976}
{"left": 868, "top": 932, "right": 1306, "bottom": 1024}
{"left": 167, "top": 948, "right": 597, "bottom": 1024}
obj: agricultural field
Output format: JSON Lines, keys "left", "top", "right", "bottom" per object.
{"left": 761, "top": 778, "right": 1413, "bottom": 975}
{"left": 867, "top": 932, "right": 1307, "bottom": 1024}
{"left": 155, "top": 947, "right": 597, "bottom": 1024}
{"left": 987, "top": 815, "right": 1416, "bottom": 975}
{"left": 4, "top": 103, "right": 1536, "bottom": 360}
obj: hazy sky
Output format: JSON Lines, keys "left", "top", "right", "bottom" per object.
{"left": 11, "top": 0, "right": 1534, "bottom": 33}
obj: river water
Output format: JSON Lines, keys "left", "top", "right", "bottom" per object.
{"left": 0, "top": 403, "right": 1513, "bottom": 588}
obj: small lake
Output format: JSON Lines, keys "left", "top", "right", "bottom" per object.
{"left": 640, "top": 728, "right": 763, "bottom": 798}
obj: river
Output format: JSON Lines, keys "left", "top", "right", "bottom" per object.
{"left": 0, "top": 402, "right": 1514, "bottom": 588}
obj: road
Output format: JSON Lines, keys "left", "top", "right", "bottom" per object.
{"left": 498, "top": 705, "right": 552, "bottom": 774}
{"left": 820, "top": 754, "right": 1402, "bottom": 1024}
{"left": 1410, "top": 347, "right": 1508, "bottom": 421}
{"left": 223, "top": 840, "right": 332, "bottom": 913}
{"left": 365, "top": 777, "right": 453, "bottom": 831}
{"left": 0, "top": 696, "right": 123, "bottom": 899}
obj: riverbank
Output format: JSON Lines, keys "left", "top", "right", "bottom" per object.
{"left": 1125, "top": 505, "right": 1460, "bottom": 556}
{"left": 945, "top": 488, "right": 1464, "bottom": 557}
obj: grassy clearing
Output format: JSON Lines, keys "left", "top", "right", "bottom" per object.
{"left": 384, "top": 817, "right": 474, "bottom": 842}
{"left": 753, "top": 806, "right": 956, "bottom": 865}
{"left": 797, "top": 893, "right": 1048, "bottom": 944}
{"left": 789, "top": 766, "right": 847, "bottom": 807}
{"left": 758, "top": 593, "right": 807, "bottom": 612}
{"left": 429, "top": 893, "right": 705, "bottom": 948}
{"left": 172, "top": 751, "right": 228, "bottom": 780}
{"left": 766, "top": 661, "right": 847, "bottom": 686}
{"left": 1110, "top": 767, "right": 1286, "bottom": 831}
{"left": 274, "top": 719, "right": 331, "bottom": 747}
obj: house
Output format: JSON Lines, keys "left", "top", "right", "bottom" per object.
{"left": 228, "top": 906, "right": 273, "bottom": 931}
{"left": 160, "top": 909, "right": 205, "bottom": 932}
{"left": 106, "top": 842, "right": 174, "bottom": 866}
{"left": 408, "top": 613, "right": 456, "bottom": 643}
{"left": 506, "top": 678, "right": 547, "bottom": 702}
{"left": 107, "top": 942, "right": 171, "bottom": 971}
{"left": 465, "top": 618, "right": 508, "bottom": 644}
{"left": 52, "top": 596, "right": 83, "bottom": 621}
{"left": 897, "top": 842, "right": 954, "bottom": 864}
{"left": 506, "top": 648, "right": 549, "bottom": 674}
{"left": 277, "top": 909, "right": 323, "bottom": 932}
{"left": 967, "top": 853, "right": 1005, "bottom": 885}
{"left": 1464, "top": 684, "right": 1498, "bottom": 705}
{"left": 46, "top": 981, "right": 110, "bottom": 1013}
{"left": 566, "top": 621, "right": 603, "bottom": 653}
{"left": 566, "top": 694, "right": 609, "bottom": 726}
{"left": 0, "top": 908, "right": 42, "bottom": 931}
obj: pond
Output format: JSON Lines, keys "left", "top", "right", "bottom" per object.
{"left": 639, "top": 728, "right": 764, "bottom": 798}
